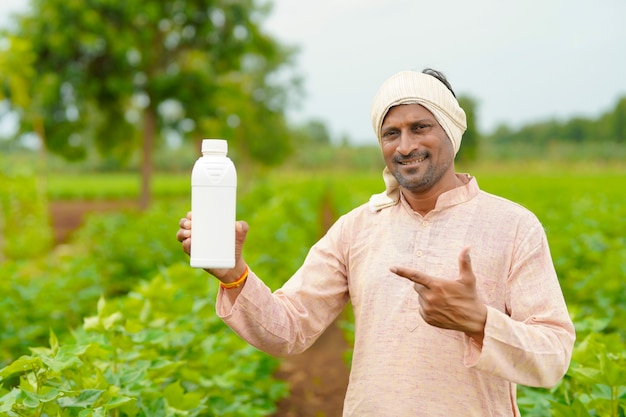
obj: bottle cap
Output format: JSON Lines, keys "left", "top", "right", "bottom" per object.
{"left": 201, "top": 139, "right": 228, "bottom": 155}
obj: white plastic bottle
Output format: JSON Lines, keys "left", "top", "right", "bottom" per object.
{"left": 190, "top": 139, "right": 237, "bottom": 269}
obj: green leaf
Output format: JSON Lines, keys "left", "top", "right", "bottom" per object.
{"left": 599, "top": 351, "right": 626, "bottom": 387}
{"left": 21, "top": 390, "right": 41, "bottom": 408}
{"left": 97, "top": 296, "right": 106, "bottom": 316}
{"left": 39, "top": 345, "right": 88, "bottom": 373}
{"left": 57, "top": 389, "right": 104, "bottom": 408}
{"left": 78, "top": 409, "right": 93, "bottom": 417}
{"left": 83, "top": 315, "right": 101, "bottom": 330}
{"left": 102, "top": 311, "right": 124, "bottom": 330}
{"left": 33, "top": 388, "right": 60, "bottom": 403}
{"left": 116, "top": 362, "right": 149, "bottom": 386}
{"left": 49, "top": 330, "right": 60, "bottom": 353}
{"left": 104, "top": 395, "right": 134, "bottom": 410}
{"left": 163, "top": 381, "right": 184, "bottom": 405}
{"left": 0, "top": 388, "right": 21, "bottom": 412}
{"left": 0, "top": 356, "right": 41, "bottom": 379}
{"left": 570, "top": 365, "right": 602, "bottom": 384}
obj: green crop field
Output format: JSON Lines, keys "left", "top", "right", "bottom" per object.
{"left": 45, "top": 172, "right": 191, "bottom": 200}
{"left": 1, "top": 160, "right": 625, "bottom": 416}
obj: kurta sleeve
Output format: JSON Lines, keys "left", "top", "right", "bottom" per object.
{"left": 216, "top": 217, "right": 351, "bottom": 357}
{"left": 463, "top": 221, "right": 575, "bottom": 388}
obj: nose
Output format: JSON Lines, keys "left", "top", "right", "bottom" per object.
{"left": 396, "top": 130, "right": 416, "bottom": 156}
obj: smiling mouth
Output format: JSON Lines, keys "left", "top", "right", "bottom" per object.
{"left": 398, "top": 155, "right": 427, "bottom": 165}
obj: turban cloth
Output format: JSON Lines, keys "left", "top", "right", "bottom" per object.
{"left": 368, "top": 71, "right": 467, "bottom": 212}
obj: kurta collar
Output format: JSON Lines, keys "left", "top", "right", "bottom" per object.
{"left": 398, "top": 173, "right": 479, "bottom": 216}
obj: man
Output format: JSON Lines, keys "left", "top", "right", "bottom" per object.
{"left": 177, "top": 69, "right": 575, "bottom": 416}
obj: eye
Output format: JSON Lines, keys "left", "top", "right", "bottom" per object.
{"left": 381, "top": 129, "right": 398, "bottom": 141}
{"left": 412, "top": 123, "right": 432, "bottom": 133}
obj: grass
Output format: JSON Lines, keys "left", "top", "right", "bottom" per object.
{"left": 46, "top": 172, "right": 191, "bottom": 200}
{"left": 44, "top": 158, "right": 626, "bottom": 202}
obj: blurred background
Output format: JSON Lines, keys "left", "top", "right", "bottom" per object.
{"left": 0, "top": 1, "right": 625, "bottom": 416}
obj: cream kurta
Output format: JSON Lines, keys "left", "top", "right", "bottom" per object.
{"left": 217, "top": 175, "right": 575, "bottom": 417}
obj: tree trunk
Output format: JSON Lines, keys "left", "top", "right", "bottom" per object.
{"left": 33, "top": 115, "right": 47, "bottom": 177}
{"left": 140, "top": 108, "right": 156, "bottom": 210}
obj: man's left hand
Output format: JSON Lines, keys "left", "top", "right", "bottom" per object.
{"left": 390, "top": 246, "right": 487, "bottom": 345}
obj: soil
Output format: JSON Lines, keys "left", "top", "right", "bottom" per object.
{"left": 48, "top": 200, "right": 350, "bottom": 417}
{"left": 49, "top": 200, "right": 139, "bottom": 244}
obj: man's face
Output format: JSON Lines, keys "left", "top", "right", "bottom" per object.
{"left": 380, "top": 104, "right": 455, "bottom": 194}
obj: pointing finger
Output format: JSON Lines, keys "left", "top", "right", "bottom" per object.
{"left": 390, "top": 266, "right": 432, "bottom": 289}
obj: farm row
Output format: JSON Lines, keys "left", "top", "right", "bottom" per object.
{"left": 0, "top": 163, "right": 625, "bottom": 416}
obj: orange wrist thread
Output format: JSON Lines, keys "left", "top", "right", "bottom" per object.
{"left": 220, "top": 266, "right": 249, "bottom": 289}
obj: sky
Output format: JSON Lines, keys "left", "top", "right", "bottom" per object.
{"left": 2, "top": 0, "right": 626, "bottom": 144}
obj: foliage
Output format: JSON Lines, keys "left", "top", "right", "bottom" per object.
{"left": 562, "top": 332, "right": 626, "bottom": 416}
{"left": 72, "top": 202, "right": 191, "bottom": 295}
{"left": 2, "top": 163, "right": 626, "bottom": 415}
{"left": 456, "top": 95, "right": 480, "bottom": 162}
{"left": 46, "top": 173, "right": 187, "bottom": 200}
{"left": 291, "top": 119, "right": 332, "bottom": 146}
{"left": 0, "top": 199, "right": 190, "bottom": 365}
{"left": 0, "top": 157, "right": 53, "bottom": 260}
{"left": 236, "top": 175, "right": 337, "bottom": 288}
{"left": 0, "top": 264, "right": 287, "bottom": 416}
{"left": 614, "top": 97, "right": 626, "bottom": 143}
{"left": 471, "top": 170, "right": 626, "bottom": 417}
{"left": 0, "top": 35, "right": 36, "bottom": 109}
{"left": 1, "top": 0, "right": 299, "bottom": 208}
{"left": 518, "top": 331, "right": 626, "bottom": 417}
{"left": 0, "top": 250, "right": 103, "bottom": 365}
{"left": 487, "top": 93, "right": 626, "bottom": 147}
{"left": 477, "top": 172, "right": 626, "bottom": 336}
{"left": 479, "top": 140, "right": 626, "bottom": 162}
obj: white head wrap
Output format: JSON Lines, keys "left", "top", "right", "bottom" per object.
{"left": 368, "top": 70, "right": 467, "bottom": 212}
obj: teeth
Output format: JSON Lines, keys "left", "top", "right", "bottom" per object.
{"left": 400, "top": 157, "right": 425, "bottom": 165}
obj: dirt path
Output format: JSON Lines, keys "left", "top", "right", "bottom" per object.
{"left": 271, "top": 318, "right": 349, "bottom": 417}
{"left": 49, "top": 200, "right": 139, "bottom": 244}
{"left": 48, "top": 200, "right": 350, "bottom": 417}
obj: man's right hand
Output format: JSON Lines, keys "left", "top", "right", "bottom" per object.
{"left": 176, "top": 212, "right": 250, "bottom": 284}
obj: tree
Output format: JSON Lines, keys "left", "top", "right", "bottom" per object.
{"left": 304, "top": 119, "right": 332, "bottom": 145}
{"left": 456, "top": 95, "right": 480, "bottom": 162}
{"left": 7, "top": 0, "right": 299, "bottom": 208}
{"left": 0, "top": 36, "right": 35, "bottom": 111}
{"left": 0, "top": 35, "right": 47, "bottom": 149}
{"left": 613, "top": 96, "right": 626, "bottom": 143}
{"left": 290, "top": 119, "right": 332, "bottom": 146}
{"left": 562, "top": 117, "right": 591, "bottom": 143}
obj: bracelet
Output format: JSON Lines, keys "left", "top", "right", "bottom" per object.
{"left": 220, "top": 267, "right": 249, "bottom": 289}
